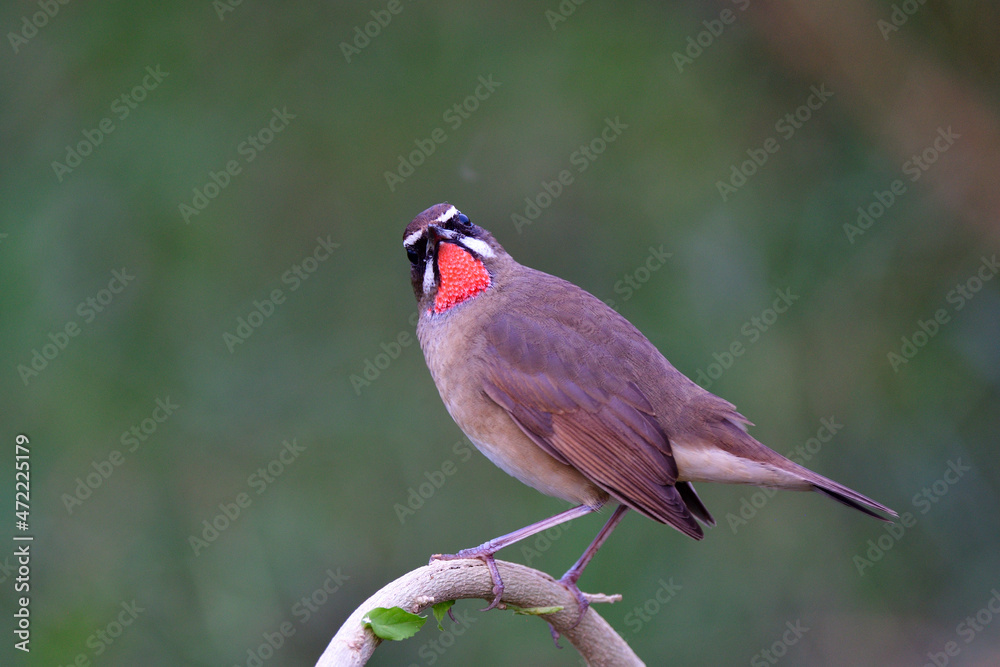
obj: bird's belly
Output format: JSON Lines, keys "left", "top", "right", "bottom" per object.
{"left": 418, "top": 316, "right": 605, "bottom": 507}
{"left": 450, "top": 398, "right": 606, "bottom": 507}
{"left": 468, "top": 433, "right": 606, "bottom": 506}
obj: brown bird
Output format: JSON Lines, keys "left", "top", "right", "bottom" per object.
{"left": 403, "top": 202, "right": 896, "bottom": 621}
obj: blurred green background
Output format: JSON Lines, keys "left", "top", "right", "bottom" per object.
{"left": 2, "top": 1, "right": 999, "bottom": 665}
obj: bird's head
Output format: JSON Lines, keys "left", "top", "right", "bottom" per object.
{"left": 402, "top": 203, "right": 506, "bottom": 314}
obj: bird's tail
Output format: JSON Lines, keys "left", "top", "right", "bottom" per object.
{"left": 808, "top": 476, "right": 897, "bottom": 521}
{"left": 685, "top": 400, "right": 899, "bottom": 521}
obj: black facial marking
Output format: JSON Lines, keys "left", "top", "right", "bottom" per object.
{"left": 406, "top": 235, "right": 427, "bottom": 265}
{"left": 442, "top": 210, "right": 475, "bottom": 236}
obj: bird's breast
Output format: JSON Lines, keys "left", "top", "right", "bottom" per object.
{"left": 417, "top": 310, "right": 606, "bottom": 508}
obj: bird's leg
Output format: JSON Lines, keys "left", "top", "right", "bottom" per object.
{"left": 431, "top": 504, "right": 598, "bottom": 611}
{"left": 558, "top": 504, "right": 629, "bottom": 627}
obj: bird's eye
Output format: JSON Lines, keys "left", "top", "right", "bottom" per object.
{"left": 445, "top": 213, "right": 471, "bottom": 232}
{"left": 405, "top": 237, "right": 426, "bottom": 265}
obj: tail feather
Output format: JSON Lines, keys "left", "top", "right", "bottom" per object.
{"left": 812, "top": 481, "right": 898, "bottom": 521}
{"left": 683, "top": 409, "right": 899, "bottom": 522}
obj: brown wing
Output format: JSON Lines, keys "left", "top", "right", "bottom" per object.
{"left": 480, "top": 304, "right": 705, "bottom": 540}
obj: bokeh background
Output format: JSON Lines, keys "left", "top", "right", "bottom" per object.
{"left": 2, "top": 1, "right": 999, "bottom": 665}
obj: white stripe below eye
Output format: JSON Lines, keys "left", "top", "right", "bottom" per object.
{"left": 459, "top": 236, "right": 494, "bottom": 258}
{"left": 422, "top": 253, "right": 436, "bottom": 294}
{"left": 434, "top": 205, "right": 459, "bottom": 223}
{"left": 403, "top": 229, "right": 424, "bottom": 248}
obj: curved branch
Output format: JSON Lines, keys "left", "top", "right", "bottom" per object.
{"left": 315, "top": 558, "right": 644, "bottom": 667}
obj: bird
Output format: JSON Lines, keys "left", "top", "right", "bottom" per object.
{"left": 402, "top": 202, "right": 897, "bottom": 622}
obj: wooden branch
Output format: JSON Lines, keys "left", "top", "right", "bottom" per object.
{"left": 315, "top": 558, "right": 644, "bottom": 667}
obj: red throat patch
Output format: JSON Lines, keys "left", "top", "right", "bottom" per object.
{"left": 433, "top": 242, "right": 491, "bottom": 314}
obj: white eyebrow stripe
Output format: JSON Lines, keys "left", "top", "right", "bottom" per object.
{"left": 459, "top": 236, "right": 494, "bottom": 258}
{"left": 434, "top": 205, "right": 459, "bottom": 223}
{"left": 403, "top": 229, "right": 424, "bottom": 248}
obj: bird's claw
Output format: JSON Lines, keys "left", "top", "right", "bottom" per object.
{"left": 430, "top": 549, "right": 505, "bottom": 611}
{"left": 558, "top": 575, "right": 591, "bottom": 629}
{"left": 548, "top": 622, "right": 564, "bottom": 649}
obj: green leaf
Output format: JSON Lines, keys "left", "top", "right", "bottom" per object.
{"left": 362, "top": 607, "right": 427, "bottom": 641}
{"left": 508, "top": 604, "right": 564, "bottom": 616}
{"left": 431, "top": 600, "right": 455, "bottom": 630}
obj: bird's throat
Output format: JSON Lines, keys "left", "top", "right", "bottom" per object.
{"left": 433, "top": 242, "right": 490, "bottom": 314}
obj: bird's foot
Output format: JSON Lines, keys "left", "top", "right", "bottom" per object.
{"left": 557, "top": 573, "right": 591, "bottom": 629}
{"left": 430, "top": 548, "right": 504, "bottom": 611}
{"left": 544, "top": 577, "right": 588, "bottom": 648}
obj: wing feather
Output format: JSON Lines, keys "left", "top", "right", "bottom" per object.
{"left": 481, "top": 310, "right": 705, "bottom": 539}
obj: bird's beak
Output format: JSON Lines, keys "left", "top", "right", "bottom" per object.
{"left": 426, "top": 224, "right": 457, "bottom": 245}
